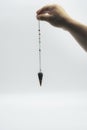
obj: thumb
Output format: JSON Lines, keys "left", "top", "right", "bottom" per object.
{"left": 37, "top": 14, "right": 50, "bottom": 21}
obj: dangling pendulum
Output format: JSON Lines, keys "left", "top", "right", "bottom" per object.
{"left": 38, "top": 20, "right": 43, "bottom": 86}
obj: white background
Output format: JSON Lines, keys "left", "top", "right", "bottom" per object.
{"left": 0, "top": 0, "right": 87, "bottom": 129}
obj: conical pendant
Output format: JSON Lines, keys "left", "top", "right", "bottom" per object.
{"left": 38, "top": 72, "right": 43, "bottom": 86}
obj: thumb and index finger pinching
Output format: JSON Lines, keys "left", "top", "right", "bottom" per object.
{"left": 36, "top": 5, "right": 54, "bottom": 21}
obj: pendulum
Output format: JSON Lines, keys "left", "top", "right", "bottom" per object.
{"left": 38, "top": 20, "right": 43, "bottom": 86}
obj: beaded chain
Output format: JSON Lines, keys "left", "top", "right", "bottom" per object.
{"left": 38, "top": 20, "right": 42, "bottom": 72}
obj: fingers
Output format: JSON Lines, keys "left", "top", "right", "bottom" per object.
{"left": 36, "top": 5, "right": 56, "bottom": 21}
{"left": 36, "top": 6, "right": 50, "bottom": 15}
{"left": 36, "top": 4, "right": 56, "bottom": 15}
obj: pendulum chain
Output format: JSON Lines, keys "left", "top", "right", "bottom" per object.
{"left": 38, "top": 20, "right": 42, "bottom": 72}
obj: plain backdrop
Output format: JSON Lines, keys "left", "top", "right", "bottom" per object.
{"left": 0, "top": 0, "right": 87, "bottom": 129}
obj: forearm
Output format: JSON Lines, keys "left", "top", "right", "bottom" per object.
{"left": 63, "top": 18, "right": 87, "bottom": 51}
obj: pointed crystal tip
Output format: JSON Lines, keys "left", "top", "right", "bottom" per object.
{"left": 38, "top": 72, "right": 43, "bottom": 86}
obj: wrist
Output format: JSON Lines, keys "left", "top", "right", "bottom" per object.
{"left": 61, "top": 17, "right": 74, "bottom": 30}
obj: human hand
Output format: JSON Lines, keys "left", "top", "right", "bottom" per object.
{"left": 36, "top": 4, "right": 70, "bottom": 28}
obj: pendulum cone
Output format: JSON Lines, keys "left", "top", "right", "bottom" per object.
{"left": 38, "top": 72, "right": 43, "bottom": 86}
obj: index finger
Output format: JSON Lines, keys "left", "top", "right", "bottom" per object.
{"left": 36, "top": 5, "right": 56, "bottom": 15}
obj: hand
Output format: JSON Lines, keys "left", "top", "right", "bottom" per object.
{"left": 36, "top": 4, "right": 70, "bottom": 28}
{"left": 36, "top": 4, "right": 87, "bottom": 52}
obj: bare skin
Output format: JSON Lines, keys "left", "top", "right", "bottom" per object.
{"left": 36, "top": 4, "right": 87, "bottom": 52}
